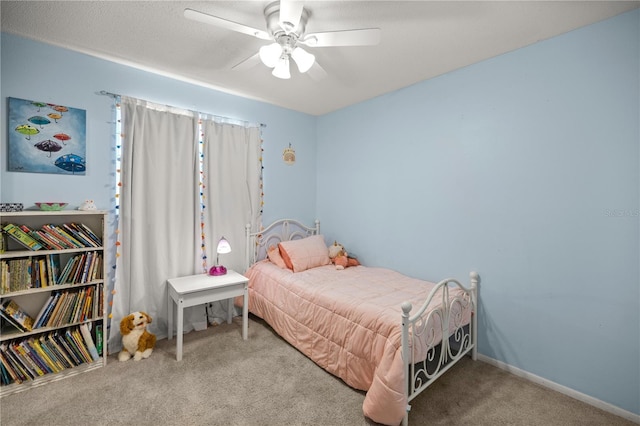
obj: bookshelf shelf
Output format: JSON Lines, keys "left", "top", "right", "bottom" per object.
{"left": 0, "top": 210, "right": 107, "bottom": 396}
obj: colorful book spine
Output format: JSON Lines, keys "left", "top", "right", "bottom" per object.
{"left": 43, "top": 333, "right": 74, "bottom": 368}
{"left": 37, "top": 336, "right": 68, "bottom": 371}
{"left": 74, "top": 223, "right": 103, "bottom": 246}
{"left": 2, "top": 224, "right": 43, "bottom": 251}
{"left": 53, "top": 331, "right": 81, "bottom": 366}
{"left": 40, "top": 226, "right": 73, "bottom": 249}
{"left": 1, "top": 344, "right": 32, "bottom": 381}
{"left": 0, "top": 350, "right": 21, "bottom": 384}
{"left": 79, "top": 323, "right": 99, "bottom": 361}
{"left": 62, "top": 224, "right": 97, "bottom": 248}
{"left": 95, "top": 324, "right": 103, "bottom": 356}
{"left": 64, "top": 329, "right": 90, "bottom": 364}
{"left": 1, "top": 299, "right": 35, "bottom": 331}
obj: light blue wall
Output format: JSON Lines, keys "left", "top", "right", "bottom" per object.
{"left": 0, "top": 33, "right": 317, "bottom": 226}
{"left": 317, "top": 10, "right": 639, "bottom": 416}
{"left": 2, "top": 8, "right": 638, "bottom": 419}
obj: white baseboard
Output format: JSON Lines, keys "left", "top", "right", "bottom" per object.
{"left": 476, "top": 354, "right": 640, "bottom": 424}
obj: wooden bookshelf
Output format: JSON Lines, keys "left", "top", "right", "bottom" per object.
{"left": 0, "top": 210, "right": 107, "bottom": 396}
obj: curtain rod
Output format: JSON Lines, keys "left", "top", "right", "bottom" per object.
{"left": 98, "top": 90, "right": 266, "bottom": 128}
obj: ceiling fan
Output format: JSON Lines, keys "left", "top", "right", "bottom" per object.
{"left": 184, "top": 1, "right": 381, "bottom": 79}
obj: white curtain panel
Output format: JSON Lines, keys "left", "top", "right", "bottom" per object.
{"left": 201, "top": 120, "right": 262, "bottom": 323}
{"left": 108, "top": 97, "right": 200, "bottom": 352}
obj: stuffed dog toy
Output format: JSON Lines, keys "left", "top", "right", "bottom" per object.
{"left": 118, "top": 311, "right": 156, "bottom": 361}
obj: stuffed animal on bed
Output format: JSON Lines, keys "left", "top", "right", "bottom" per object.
{"left": 328, "top": 241, "right": 360, "bottom": 270}
{"left": 118, "top": 311, "right": 156, "bottom": 362}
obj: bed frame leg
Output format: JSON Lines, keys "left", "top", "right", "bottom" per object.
{"left": 470, "top": 271, "right": 479, "bottom": 361}
{"left": 403, "top": 405, "right": 410, "bottom": 426}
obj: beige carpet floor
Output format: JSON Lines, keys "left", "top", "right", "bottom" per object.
{"left": 0, "top": 316, "right": 635, "bottom": 426}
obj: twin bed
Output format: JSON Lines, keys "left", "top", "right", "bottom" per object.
{"left": 243, "top": 219, "right": 478, "bottom": 426}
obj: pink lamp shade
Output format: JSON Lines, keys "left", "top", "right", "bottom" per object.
{"left": 209, "top": 236, "right": 231, "bottom": 276}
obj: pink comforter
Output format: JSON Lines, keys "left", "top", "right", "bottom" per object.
{"left": 245, "top": 261, "right": 469, "bottom": 426}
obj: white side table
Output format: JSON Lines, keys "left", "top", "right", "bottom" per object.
{"left": 167, "top": 270, "right": 249, "bottom": 361}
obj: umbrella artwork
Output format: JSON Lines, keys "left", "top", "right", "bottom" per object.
{"left": 15, "top": 124, "right": 40, "bottom": 140}
{"left": 31, "top": 101, "right": 47, "bottom": 111}
{"left": 53, "top": 133, "right": 71, "bottom": 145}
{"left": 28, "top": 115, "right": 51, "bottom": 128}
{"left": 47, "top": 112, "right": 62, "bottom": 123}
{"left": 55, "top": 153, "right": 86, "bottom": 174}
{"left": 34, "top": 139, "right": 63, "bottom": 157}
{"left": 8, "top": 97, "right": 86, "bottom": 174}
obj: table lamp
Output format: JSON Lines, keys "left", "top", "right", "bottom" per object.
{"left": 209, "top": 236, "right": 231, "bottom": 276}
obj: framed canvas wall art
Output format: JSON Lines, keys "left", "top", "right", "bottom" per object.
{"left": 8, "top": 97, "right": 87, "bottom": 175}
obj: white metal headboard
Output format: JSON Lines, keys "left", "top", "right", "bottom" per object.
{"left": 245, "top": 219, "right": 320, "bottom": 270}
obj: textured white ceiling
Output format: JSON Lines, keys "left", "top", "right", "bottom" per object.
{"left": 2, "top": 1, "right": 638, "bottom": 115}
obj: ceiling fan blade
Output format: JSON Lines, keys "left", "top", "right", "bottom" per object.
{"left": 232, "top": 52, "right": 262, "bottom": 71}
{"left": 306, "top": 61, "right": 327, "bottom": 81}
{"left": 278, "top": 0, "right": 303, "bottom": 33}
{"left": 302, "top": 28, "right": 381, "bottom": 47}
{"left": 184, "top": 8, "right": 271, "bottom": 41}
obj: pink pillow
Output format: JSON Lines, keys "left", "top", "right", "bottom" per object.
{"left": 267, "top": 245, "right": 288, "bottom": 269}
{"left": 278, "top": 235, "right": 330, "bottom": 272}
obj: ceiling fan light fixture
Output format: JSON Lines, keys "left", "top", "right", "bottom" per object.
{"left": 259, "top": 43, "right": 283, "bottom": 68}
{"left": 272, "top": 56, "right": 291, "bottom": 79}
{"left": 291, "top": 47, "right": 315, "bottom": 73}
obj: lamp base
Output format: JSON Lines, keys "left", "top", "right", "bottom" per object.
{"left": 209, "top": 265, "right": 227, "bottom": 276}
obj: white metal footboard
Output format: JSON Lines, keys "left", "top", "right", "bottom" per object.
{"left": 401, "top": 271, "right": 479, "bottom": 426}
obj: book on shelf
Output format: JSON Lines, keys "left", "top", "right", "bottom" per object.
{"left": 26, "top": 338, "right": 60, "bottom": 374}
{"left": 0, "top": 350, "right": 21, "bottom": 384}
{"left": 70, "top": 328, "right": 93, "bottom": 363}
{"left": 33, "top": 294, "right": 54, "bottom": 329}
{"left": 62, "top": 224, "right": 97, "bottom": 248}
{"left": 56, "top": 255, "right": 76, "bottom": 285}
{"left": 40, "top": 226, "right": 73, "bottom": 250}
{"left": 80, "top": 287, "right": 93, "bottom": 322}
{"left": 0, "top": 345, "right": 24, "bottom": 383}
{"left": 24, "top": 228, "right": 56, "bottom": 251}
{"left": 2, "top": 259, "right": 32, "bottom": 293}
{"left": 49, "top": 225, "right": 84, "bottom": 249}
{"left": 0, "top": 231, "right": 6, "bottom": 254}
{"left": 79, "top": 323, "right": 99, "bottom": 361}
{"left": 0, "top": 310, "right": 26, "bottom": 334}
{"left": 35, "top": 336, "right": 66, "bottom": 372}
{"left": 3, "top": 343, "right": 34, "bottom": 381}
{"left": 41, "top": 225, "right": 75, "bottom": 249}
{"left": 44, "top": 292, "right": 66, "bottom": 328}
{"left": 95, "top": 324, "right": 103, "bottom": 356}
{"left": 52, "top": 331, "right": 82, "bottom": 366}
{"left": 35, "top": 292, "right": 60, "bottom": 329}
{"left": 50, "top": 292, "right": 72, "bottom": 328}
{"left": 35, "top": 257, "right": 46, "bottom": 288}
{"left": 36, "top": 337, "right": 66, "bottom": 372}
{"left": 46, "top": 254, "right": 60, "bottom": 287}
{"left": 56, "top": 292, "right": 74, "bottom": 327}
{"left": 70, "top": 289, "right": 85, "bottom": 324}
{"left": 0, "top": 261, "right": 8, "bottom": 294}
{"left": 63, "top": 329, "right": 90, "bottom": 364}
{"left": 0, "top": 361, "right": 11, "bottom": 385}
{"left": 42, "top": 333, "right": 74, "bottom": 369}
{"left": 12, "top": 341, "right": 45, "bottom": 376}
{"left": 72, "top": 223, "right": 103, "bottom": 246}
{"left": 2, "top": 224, "right": 43, "bottom": 251}
{"left": 1, "top": 299, "right": 35, "bottom": 332}
{"left": 22, "top": 340, "right": 54, "bottom": 375}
